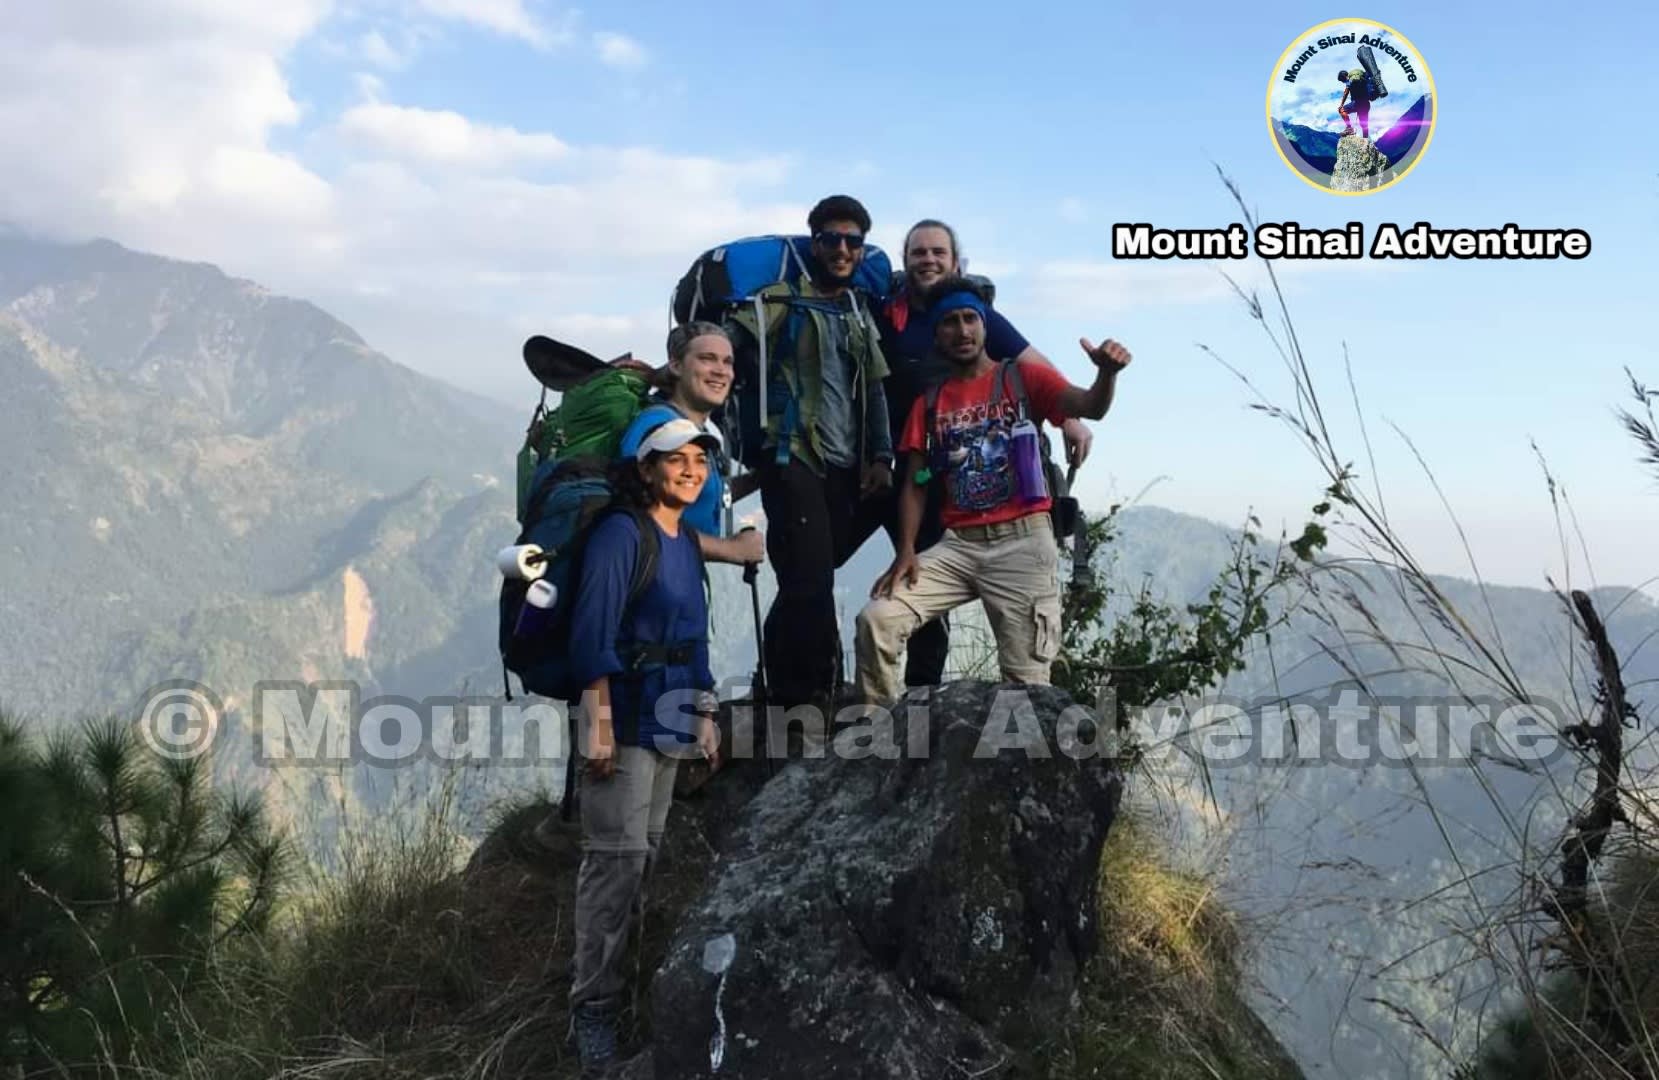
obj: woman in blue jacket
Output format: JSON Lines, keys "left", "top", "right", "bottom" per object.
{"left": 566, "top": 415, "right": 722, "bottom": 1070}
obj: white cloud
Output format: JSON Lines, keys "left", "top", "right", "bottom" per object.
{"left": 963, "top": 259, "right": 1018, "bottom": 281}
{"left": 355, "top": 71, "right": 387, "bottom": 101}
{"left": 1058, "top": 197, "right": 1090, "bottom": 224}
{"left": 204, "top": 147, "right": 335, "bottom": 219}
{"left": 3, "top": 0, "right": 332, "bottom": 48}
{"left": 0, "top": 0, "right": 331, "bottom": 250}
{"left": 338, "top": 102, "right": 569, "bottom": 166}
{"left": 412, "top": 0, "right": 572, "bottom": 49}
{"left": 0, "top": 3, "right": 808, "bottom": 401}
{"left": 593, "top": 31, "right": 648, "bottom": 69}
{"left": 359, "top": 28, "right": 410, "bottom": 69}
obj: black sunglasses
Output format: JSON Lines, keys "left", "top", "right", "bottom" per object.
{"left": 813, "top": 231, "right": 865, "bottom": 250}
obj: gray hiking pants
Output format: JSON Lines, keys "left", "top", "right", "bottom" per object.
{"left": 570, "top": 743, "right": 679, "bottom": 1007}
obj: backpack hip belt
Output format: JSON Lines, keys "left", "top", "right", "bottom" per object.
{"left": 618, "top": 639, "right": 703, "bottom": 674}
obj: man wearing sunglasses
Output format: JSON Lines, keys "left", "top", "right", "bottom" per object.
{"left": 732, "top": 194, "right": 894, "bottom": 721}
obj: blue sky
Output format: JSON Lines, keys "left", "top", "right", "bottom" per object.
{"left": 3, "top": 0, "right": 1656, "bottom": 590}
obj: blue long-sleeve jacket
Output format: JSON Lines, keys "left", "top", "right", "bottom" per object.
{"left": 566, "top": 512, "right": 712, "bottom": 747}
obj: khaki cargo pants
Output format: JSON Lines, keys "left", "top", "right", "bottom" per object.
{"left": 569, "top": 743, "right": 679, "bottom": 1007}
{"left": 855, "top": 513, "right": 1062, "bottom": 705}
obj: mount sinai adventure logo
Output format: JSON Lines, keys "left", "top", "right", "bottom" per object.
{"left": 1268, "top": 19, "right": 1436, "bottom": 194}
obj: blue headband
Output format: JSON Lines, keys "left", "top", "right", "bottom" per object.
{"left": 930, "top": 290, "right": 987, "bottom": 332}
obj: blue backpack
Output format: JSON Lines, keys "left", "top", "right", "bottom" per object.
{"left": 672, "top": 235, "right": 892, "bottom": 468}
{"left": 498, "top": 459, "right": 660, "bottom": 702}
{"left": 499, "top": 459, "right": 709, "bottom": 821}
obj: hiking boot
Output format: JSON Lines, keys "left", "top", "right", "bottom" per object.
{"left": 569, "top": 996, "right": 620, "bottom": 1074}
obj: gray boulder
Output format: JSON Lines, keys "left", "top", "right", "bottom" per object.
{"left": 650, "top": 682, "right": 1122, "bottom": 1079}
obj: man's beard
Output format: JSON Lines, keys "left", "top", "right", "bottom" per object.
{"left": 810, "top": 253, "right": 855, "bottom": 285}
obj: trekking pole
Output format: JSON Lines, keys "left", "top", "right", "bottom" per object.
{"left": 740, "top": 527, "right": 774, "bottom": 777}
{"left": 1065, "top": 463, "right": 1092, "bottom": 586}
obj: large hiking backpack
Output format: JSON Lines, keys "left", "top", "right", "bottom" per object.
{"left": 514, "top": 361, "right": 657, "bottom": 520}
{"left": 887, "top": 270, "right": 997, "bottom": 306}
{"left": 1355, "top": 44, "right": 1388, "bottom": 101}
{"left": 499, "top": 482, "right": 661, "bottom": 700}
{"left": 920, "top": 360, "right": 1079, "bottom": 544}
{"left": 672, "top": 235, "right": 892, "bottom": 469}
{"left": 503, "top": 338, "right": 662, "bottom": 697}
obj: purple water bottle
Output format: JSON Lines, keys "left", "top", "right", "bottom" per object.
{"left": 1010, "top": 420, "right": 1046, "bottom": 503}
{"left": 513, "top": 579, "right": 558, "bottom": 639}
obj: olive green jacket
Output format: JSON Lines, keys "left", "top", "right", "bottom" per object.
{"left": 730, "top": 278, "right": 893, "bottom": 475}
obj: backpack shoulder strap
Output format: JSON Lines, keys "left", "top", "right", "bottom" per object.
{"left": 622, "top": 508, "right": 661, "bottom": 611}
{"left": 922, "top": 378, "right": 946, "bottom": 461}
{"left": 998, "top": 359, "right": 1031, "bottom": 421}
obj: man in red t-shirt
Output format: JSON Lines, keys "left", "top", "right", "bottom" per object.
{"left": 854, "top": 276, "right": 1131, "bottom": 705}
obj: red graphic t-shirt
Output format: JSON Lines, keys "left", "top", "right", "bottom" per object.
{"left": 899, "top": 361, "right": 1071, "bottom": 530}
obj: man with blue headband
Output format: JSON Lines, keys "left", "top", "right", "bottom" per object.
{"left": 862, "top": 218, "right": 1095, "bottom": 693}
{"left": 854, "top": 276, "right": 1131, "bottom": 705}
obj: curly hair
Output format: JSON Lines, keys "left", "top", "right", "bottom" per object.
{"left": 608, "top": 456, "right": 660, "bottom": 511}
{"left": 807, "top": 194, "right": 871, "bottom": 235}
{"left": 610, "top": 445, "right": 713, "bottom": 511}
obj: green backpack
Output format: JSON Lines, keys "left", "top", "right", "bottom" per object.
{"left": 516, "top": 365, "right": 655, "bottom": 521}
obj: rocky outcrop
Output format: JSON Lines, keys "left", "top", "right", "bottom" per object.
{"left": 650, "top": 682, "right": 1122, "bottom": 1079}
{"left": 1331, "top": 135, "right": 1390, "bottom": 192}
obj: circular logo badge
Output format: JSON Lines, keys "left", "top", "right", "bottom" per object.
{"left": 1267, "top": 19, "right": 1436, "bottom": 194}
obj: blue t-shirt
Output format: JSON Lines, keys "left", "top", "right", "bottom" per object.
{"left": 876, "top": 296, "right": 1031, "bottom": 449}
{"left": 621, "top": 403, "right": 727, "bottom": 537}
{"left": 566, "top": 512, "right": 713, "bottom": 748}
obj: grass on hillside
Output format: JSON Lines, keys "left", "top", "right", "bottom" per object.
{"left": 2, "top": 731, "right": 1302, "bottom": 1078}
{"left": 121, "top": 790, "right": 1294, "bottom": 1080}
{"left": 1044, "top": 812, "right": 1301, "bottom": 1080}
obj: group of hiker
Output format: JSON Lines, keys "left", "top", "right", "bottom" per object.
{"left": 506, "top": 193, "right": 1133, "bottom": 1072}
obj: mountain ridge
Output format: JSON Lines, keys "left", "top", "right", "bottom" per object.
{"left": 0, "top": 231, "right": 516, "bottom": 717}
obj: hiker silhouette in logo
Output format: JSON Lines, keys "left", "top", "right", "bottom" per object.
{"left": 564, "top": 416, "right": 722, "bottom": 1073}
{"left": 855, "top": 277, "right": 1132, "bottom": 706}
{"left": 1337, "top": 68, "right": 1371, "bottom": 139}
